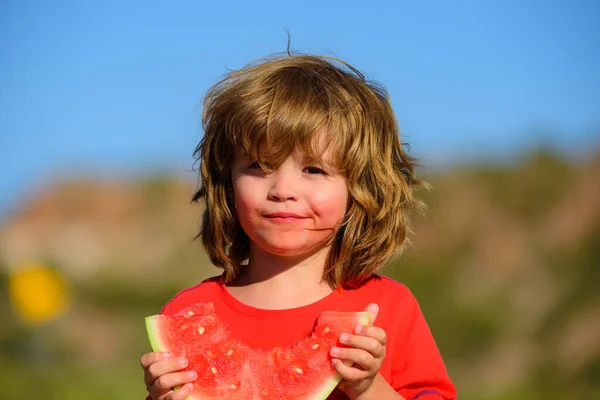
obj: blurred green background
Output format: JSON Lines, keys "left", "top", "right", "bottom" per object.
{"left": 1, "top": 149, "right": 599, "bottom": 399}
{"left": 2, "top": 1, "right": 599, "bottom": 399}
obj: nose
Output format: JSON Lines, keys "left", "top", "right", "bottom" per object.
{"left": 267, "top": 170, "right": 298, "bottom": 202}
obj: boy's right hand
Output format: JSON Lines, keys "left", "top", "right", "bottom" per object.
{"left": 141, "top": 352, "right": 198, "bottom": 400}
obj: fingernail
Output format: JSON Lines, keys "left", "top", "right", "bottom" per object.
{"left": 163, "top": 352, "right": 172, "bottom": 358}
{"left": 339, "top": 333, "right": 349, "bottom": 343}
{"left": 355, "top": 325, "right": 363, "bottom": 334}
{"left": 331, "top": 359, "right": 339, "bottom": 366}
{"left": 178, "top": 357, "right": 188, "bottom": 367}
{"left": 187, "top": 371, "right": 197, "bottom": 380}
{"left": 330, "top": 347, "right": 340, "bottom": 356}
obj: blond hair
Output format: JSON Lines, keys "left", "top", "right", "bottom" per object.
{"left": 192, "top": 53, "right": 425, "bottom": 289}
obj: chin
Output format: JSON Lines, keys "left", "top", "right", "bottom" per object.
{"left": 263, "top": 242, "right": 327, "bottom": 257}
{"left": 251, "top": 232, "right": 333, "bottom": 257}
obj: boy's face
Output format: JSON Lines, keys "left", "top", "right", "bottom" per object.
{"left": 231, "top": 146, "right": 348, "bottom": 260}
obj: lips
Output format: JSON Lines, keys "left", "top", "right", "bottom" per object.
{"left": 263, "top": 212, "right": 307, "bottom": 219}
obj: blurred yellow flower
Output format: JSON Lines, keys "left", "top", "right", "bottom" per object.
{"left": 8, "top": 262, "right": 70, "bottom": 325}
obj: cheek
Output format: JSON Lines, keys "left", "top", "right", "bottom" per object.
{"left": 311, "top": 187, "right": 348, "bottom": 223}
{"left": 232, "top": 181, "right": 256, "bottom": 221}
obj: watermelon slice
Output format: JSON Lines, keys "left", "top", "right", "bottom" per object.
{"left": 145, "top": 303, "right": 369, "bottom": 400}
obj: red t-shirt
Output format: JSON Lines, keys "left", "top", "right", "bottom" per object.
{"left": 145, "top": 275, "right": 456, "bottom": 400}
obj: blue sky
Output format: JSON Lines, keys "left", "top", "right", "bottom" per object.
{"left": 1, "top": 0, "right": 599, "bottom": 216}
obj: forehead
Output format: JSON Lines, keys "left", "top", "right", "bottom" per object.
{"left": 234, "top": 127, "right": 340, "bottom": 163}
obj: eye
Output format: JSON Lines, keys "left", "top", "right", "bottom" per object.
{"left": 248, "top": 162, "right": 272, "bottom": 173}
{"left": 305, "top": 166, "right": 326, "bottom": 175}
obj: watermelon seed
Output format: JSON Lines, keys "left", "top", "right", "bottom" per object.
{"left": 180, "top": 324, "right": 188, "bottom": 330}
{"left": 311, "top": 344, "right": 319, "bottom": 350}
{"left": 294, "top": 367, "right": 303, "bottom": 375}
{"left": 211, "top": 367, "right": 217, "bottom": 375}
{"left": 187, "top": 311, "right": 194, "bottom": 316}
{"left": 323, "top": 327, "right": 330, "bottom": 333}
{"left": 198, "top": 326, "right": 205, "bottom": 335}
{"left": 228, "top": 384, "right": 238, "bottom": 391}
{"left": 226, "top": 349, "right": 234, "bottom": 357}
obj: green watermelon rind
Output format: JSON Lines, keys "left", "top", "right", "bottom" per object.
{"left": 145, "top": 315, "right": 168, "bottom": 352}
{"left": 144, "top": 310, "right": 371, "bottom": 400}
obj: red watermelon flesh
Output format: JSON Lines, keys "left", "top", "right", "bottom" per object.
{"left": 145, "top": 303, "right": 370, "bottom": 400}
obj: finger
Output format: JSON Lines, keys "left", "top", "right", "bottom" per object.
{"left": 330, "top": 347, "right": 378, "bottom": 372}
{"left": 354, "top": 325, "right": 387, "bottom": 346}
{"left": 365, "top": 303, "right": 379, "bottom": 325}
{"left": 331, "top": 358, "right": 370, "bottom": 382}
{"left": 145, "top": 357, "right": 190, "bottom": 387}
{"left": 158, "top": 383, "right": 194, "bottom": 400}
{"left": 339, "top": 332, "right": 385, "bottom": 358}
{"left": 150, "top": 371, "right": 197, "bottom": 399}
{"left": 141, "top": 352, "right": 172, "bottom": 369}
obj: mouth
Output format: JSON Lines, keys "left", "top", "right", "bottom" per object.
{"left": 263, "top": 212, "right": 307, "bottom": 220}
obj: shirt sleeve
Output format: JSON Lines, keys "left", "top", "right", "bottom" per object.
{"left": 388, "top": 291, "right": 457, "bottom": 400}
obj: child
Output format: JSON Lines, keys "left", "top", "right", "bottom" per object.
{"left": 140, "top": 53, "right": 456, "bottom": 400}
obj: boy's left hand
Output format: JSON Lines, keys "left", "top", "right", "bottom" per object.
{"left": 331, "top": 303, "right": 387, "bottom": 399}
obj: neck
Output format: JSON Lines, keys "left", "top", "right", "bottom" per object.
{"left": 244, "top": 245, "right": 329, "bottom": 284}
{"left": 226, "top": 244, "right": 334, "bottom": 309}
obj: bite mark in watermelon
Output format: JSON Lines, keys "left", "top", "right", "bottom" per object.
{"left": 145, "top": 303, "right": 369, "bottom": 400}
